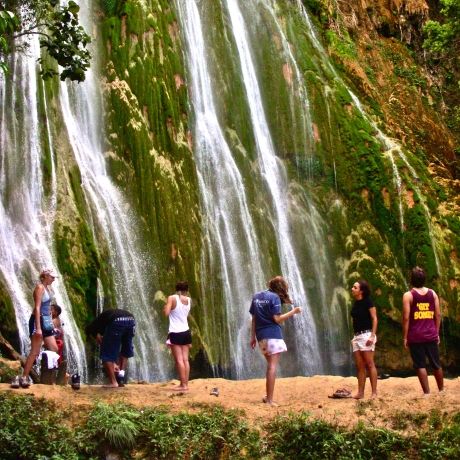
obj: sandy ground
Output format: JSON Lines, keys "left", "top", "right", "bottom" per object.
{"left": 1, "top": 375, "right": 459, "bottom": 432}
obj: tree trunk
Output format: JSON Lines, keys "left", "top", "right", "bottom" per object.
{"left": 0, "top": 332, "right": 40, "bottom": 383}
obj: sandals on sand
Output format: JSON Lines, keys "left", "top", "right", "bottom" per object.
{"left": 210, "top": 387, "right": 219, "bottom": 396}
{"left": 328, "top": 388, "right": 352, "bottom": 399}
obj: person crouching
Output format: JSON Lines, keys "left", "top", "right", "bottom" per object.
{"left": 86, "top": 308, "right": 136, "bottom": 388}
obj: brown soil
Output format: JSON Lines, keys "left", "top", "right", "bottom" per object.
{"left": 1, "top": 375, "right": 459, "bottom": 432}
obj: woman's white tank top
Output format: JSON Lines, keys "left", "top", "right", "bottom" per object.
{"left": 168, "top": 294, "right": 191, "bottom": 333}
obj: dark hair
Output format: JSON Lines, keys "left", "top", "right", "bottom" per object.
{"left": 52, "top": 304, "right": 62, "bottom": 316}
{"left": 268, "top": 276, "right": 292, "bottom": 304}
{"left": 358, "top": 280, "right": 371, "bottom": 299}
{"left": 411, "top": 267, "right": 426, "bottom": 288}
{"left": 176, "top": 281, "right": 189, "bottom": 292}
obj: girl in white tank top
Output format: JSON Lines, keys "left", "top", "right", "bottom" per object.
{"left": 163, "top": 281, "right": 192, "bottom": 391}
{"left": 168, "top": 294, "right": 191, "bottom": 333}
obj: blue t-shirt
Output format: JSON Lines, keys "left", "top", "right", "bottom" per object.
{"left": 249, "top": 290, "right": 282, "bottom": 340}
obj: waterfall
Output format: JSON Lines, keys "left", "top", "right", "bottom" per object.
{"left": 0, "top": 36, "right": 87, "bottom": 377}
{"left": 176, "top": 0, "right": 267, "bottom": 378}
{"left": 178, "top": 0, "right": 365, "bottom": 377}
{"left": 259, "top": 0, "right": 315, "bottom": 165}
{"left": 224, "top": 0, "right": 322, "bottom": 374}
{"left": 57, "top": 0, "right": 168, "bottom": 381}
{"left": 256, "top": 0, "right": 352, "bottom": 371}
{"left": 178, "top": 0, "right": 329, "bottom": 376}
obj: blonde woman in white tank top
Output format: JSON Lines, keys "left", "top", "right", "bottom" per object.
{"left": 164, "top": 281, "right": 192, "bottom": 391}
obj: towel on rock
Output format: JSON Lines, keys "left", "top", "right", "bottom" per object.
{"left": 41, "top": 350, "right": 60, "bottom": 369}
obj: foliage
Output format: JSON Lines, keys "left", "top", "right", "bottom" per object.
{"left": 394, "top": 65, "right": 427, "bottom": 89}
{"left": 0, "top": 0, "right": 91, "bottom": 81}
{"left": 0, "top": 394, "right": 77, "bottom": 460}
{"left": 136, "top": 404, "right": 260, "bottom": 459}
{"left": 101, "top": 0, "right": 122, "bottom": 17}
{"left": 82, "top": 402, "right": 140, "bottom": 454}
{"left": 389, "top": 410, "right": 427, "bottom": 430}
{"left": 3, "top": 394, "right": 460, "bottom": 459}
{"left": 0, "top": 282, "right": 20, "bottom": 351}
{"left": 77, "top": 402, "right": 262, "bottom": 458}
{"left": 266, "top": 412, "right": 347, "bottom": 458}
{"left": 423, "top": 0, "right": 460, "bottom": 56}
{"left": 265, "top": 412, "right": 409, "bottom": 459}
{"left": 0, "top": 9, "right": 19, "bottom": 73}
{"left": 38, "top": 1, "right": 91, "bottom": 81}
{"left": 0, "top": 359, "right": 17, "bottom": 383}
{"left": 265, "top": 410, "right": 460, "bottom": 459}
{"left": 325, "top": 29, "right": 357, "bottom": 59}
{"left": 404, "top": 204, "right": 438, "bottom": 281}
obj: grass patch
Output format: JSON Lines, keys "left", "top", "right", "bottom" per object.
{"left": 388, "top": 410, "right": 428, "bottom": 430}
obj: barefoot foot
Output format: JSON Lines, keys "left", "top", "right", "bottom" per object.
{"left": 171, "top": 385, "right": 189, "bottom": 392}
{"left": 262, "top": 396, "right": 279, "bottom": 407}
{"left": 102, "top": 384, "right": 120, "bottom": 389}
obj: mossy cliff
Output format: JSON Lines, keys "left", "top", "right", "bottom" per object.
{"left": 165, "top": 0, "right": 459, "bottom": 372}
{"left": 98, "top": 0, "right": 203, "bottom": 352}
{"left": 39, "top": 75, "right": 109, "bottom": 338}
{"left": 0, "top": 0, "right": 459, "bottom": 376}
{"left": 297, "top": 0, "right": 460, "bottom": 370}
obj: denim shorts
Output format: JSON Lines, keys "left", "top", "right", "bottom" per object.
{"left": 100, "top": 317, "right": 136, "bottom": 363}
{"left": 28, "top": 314, "right": 55, "bottom": 338}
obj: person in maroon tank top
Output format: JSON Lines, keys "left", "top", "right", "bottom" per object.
{"left": 402, "top": 267, "right": 444, "bottom": 395}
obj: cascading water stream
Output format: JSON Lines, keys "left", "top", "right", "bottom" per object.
{"left": 224, "top": 0, "right": 322, "bottom": 374}
{"left": 258, "top": 0, "right": 353, "bottom": 367}
{"left": 0, "top": 36, "right": 87, "bottom": 377}
{"left": 258, "top": 0, "right": 315, "bottom": 166}
{"left": 57, "top": 0, "right": 168, "bottom": 381}
{"left": 176, "top": 0, "right": 267, "bottom": 378}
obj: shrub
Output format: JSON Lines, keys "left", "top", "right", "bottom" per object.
{"left": 0, "top": 394, "right": 78, "bottom": 460}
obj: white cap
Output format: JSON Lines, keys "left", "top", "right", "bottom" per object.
{"left": 40, "top": 268, "right": 58, "bottom": 278}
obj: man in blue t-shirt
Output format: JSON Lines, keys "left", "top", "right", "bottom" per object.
{"left": 249, "top": 277, "right": 302, "bottom": 406}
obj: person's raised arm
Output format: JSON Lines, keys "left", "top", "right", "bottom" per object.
{"left": 273, "top": 306, "right": 302, "bottom": 324}
{"left": 402, "top": 291, "right": 412, "bottom": 349}
{"left": 163, "top": 295, "right": 176, "bottom": 317}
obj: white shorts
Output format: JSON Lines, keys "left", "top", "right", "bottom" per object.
{"left": 351, "top": 331, "right": 376, "bottom": 352}
{"left": 258, "top": 338, "right": 287, "bottom": 357}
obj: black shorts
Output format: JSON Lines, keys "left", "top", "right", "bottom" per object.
{"left": 28, "top": 315, "right": 55, "bottom": 338}
{"left": 168, "top": 330, "right": 192, "bottom": 346}
{"left": 409, "top": 341, "right": 441, "bottom": 370}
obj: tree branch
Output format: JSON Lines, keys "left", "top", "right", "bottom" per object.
{"left": 0, "top": 332, "right": 40, "bottom": 383}
{"left": 13, "top": 30, "right": 50, "bottom": 39}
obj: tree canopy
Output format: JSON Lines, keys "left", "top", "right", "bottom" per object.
{"left": 423, "top": 0, "right": 460, "bottom": 57}
{"left": 0, "top": 0, "right": 91, "bottom": 82}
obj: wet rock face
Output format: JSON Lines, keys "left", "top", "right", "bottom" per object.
{"left": 0, "top": 0, "right": 458, "bottom": 376}
{"left": 332, "top": 0, "right": 429, "bottom": 42}
{"left": 57, "top": 0, "right": 460, "bottom": 373}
